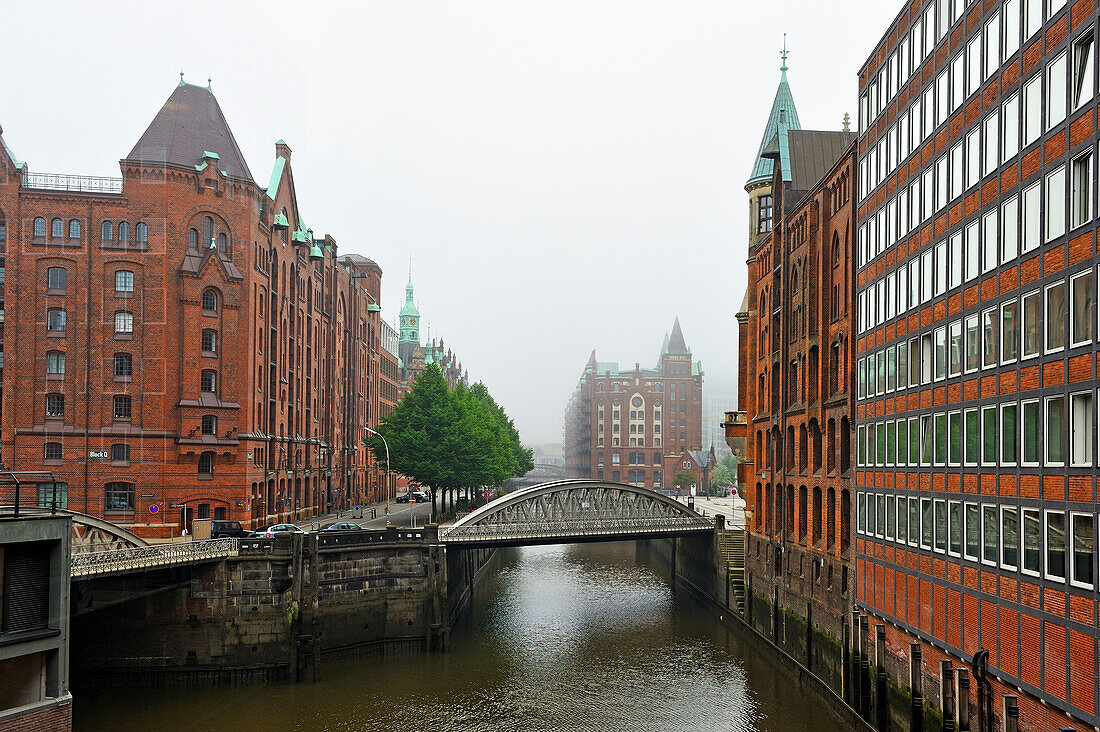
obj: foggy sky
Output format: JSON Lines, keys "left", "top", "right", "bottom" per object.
{"left": 2, "top": 1, "right": 901, "bottom": 446}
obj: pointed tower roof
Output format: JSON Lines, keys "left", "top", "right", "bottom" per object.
{"left": 667, "top": 318, "right": 689, "bottom": 355}
{"left": 746, "top": 39, "right": 801, "bottom": 189}
{"left": 400, "top": 260, "right": 419, "bottom": 318}
{"left": 125, "top": 79, "right": 253, "bottom": 181}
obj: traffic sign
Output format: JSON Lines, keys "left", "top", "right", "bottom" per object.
{"left": 149, "top": 504, "right": 159, "bottom": 514}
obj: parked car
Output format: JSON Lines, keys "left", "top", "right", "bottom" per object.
{"left": 412, "top": 490, "right": 430, "bottom": 502}
{"left": 251, "top": 524, "right": 307, "bottom": 538}
{"left": 209, "top": 520, "right": 247, "bottom": 539}
{"left": 395, "top": 493, "right": 411, "bottom": 503}
{"left": 322, "top": 522, "right": 361, "bottom": 532}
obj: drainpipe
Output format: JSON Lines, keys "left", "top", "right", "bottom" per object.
{"left": 83, "top": 199, "right": 93, "bottom": 514}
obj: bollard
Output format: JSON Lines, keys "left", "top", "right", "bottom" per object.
{"left": 954, "top": 667, "right": 970, "bottom": 731}
{"left": 940, "top": 659, "right": 955, "bottom": 731}
{"left": 1002, "top": 695, "right": 1018, "bottom": 732}
{"left": 909, "top": 642, "right": 923, "bottom": 732}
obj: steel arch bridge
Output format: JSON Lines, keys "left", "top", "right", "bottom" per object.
{"left": 4, "top": 507, "right": 151, "bottom": 553}
{"left": 439, "top": 479, "right": 714, "bottom": 547}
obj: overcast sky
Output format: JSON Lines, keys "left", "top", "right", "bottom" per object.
{"left": 2, "top": 0, "right": 901, "bottom": 446}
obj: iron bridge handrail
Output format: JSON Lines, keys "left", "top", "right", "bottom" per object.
{"left": 441, "top": 516, "right": 714, "bottom": 540}
{"left": 70, "top": 537, "right": 239, "bottom": 578}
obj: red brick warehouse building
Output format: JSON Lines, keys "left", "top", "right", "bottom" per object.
{"left": 855, "top": 0, "right": 1100, "bottom": 728}
{"left": 732, "top": 51, "right": 858, "bottom": 697}
{"left": 0, "top": 79, "right": 399, "bottom": 537}
{"left": 563, "top": 320, "right": 704, "bottom": 487}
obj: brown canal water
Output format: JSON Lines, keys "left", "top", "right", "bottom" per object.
{"left": 75, "top": 541, "right": 847, "bottom": 732}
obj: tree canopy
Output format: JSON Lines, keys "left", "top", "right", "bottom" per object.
{"left": 365, "top": 364, "right": 532, "bottom": 492}
{"left": 672, "top": 469, "right": 696, "bottom": 491}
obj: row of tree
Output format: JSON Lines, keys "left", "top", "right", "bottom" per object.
{"left": 365, "top": 363, "right": 533, "bottom": 518}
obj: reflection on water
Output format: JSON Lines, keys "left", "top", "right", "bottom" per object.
{"left": 76, "top": 542, "right": 845, "bottom": 732}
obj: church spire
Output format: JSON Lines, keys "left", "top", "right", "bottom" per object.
{"left": 746, "top": 37, "right": 802, "bottom": 189}
{"left": 399, "top": 258, "right": 419, "bottom": 344}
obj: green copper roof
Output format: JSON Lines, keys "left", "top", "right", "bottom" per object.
{"left": 272, "top": 211, "right": 289, "bottom": 228}
{"left": 266, "top": 155, "right": 286, "bottom": 200}
{"left": 367, "top": 303, "right": 381, "bottom": 313}
{"left": 746, "top": 63, "right": 801, "bottom": 188}
{"left": 202, "top": 150, "right": 220, "bottom": 160}
{"left": 308, "top": 243, "right": 324, "bottom": 260}
{"left": 400, "top": 271, "right": 419, "bottom": 318}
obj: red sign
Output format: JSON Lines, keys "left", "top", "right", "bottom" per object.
{"left": 410, "top": 497, "right": 416, "bottom": 504}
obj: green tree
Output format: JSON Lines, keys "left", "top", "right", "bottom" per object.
{"left": 469, "top": 382, "right": 534, "bottom": 477}
{"left": 719, "top": 452, "right": 737, "bottom": 473}
{"left": 672, "top": 469, "right": 696, "bottom": 492}
{"left": 709, "top": 463, "right": 733, "bottom": 490}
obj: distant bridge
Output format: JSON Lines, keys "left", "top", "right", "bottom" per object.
{"left": 440, "top": 479, "right": 715, "bottom": 547}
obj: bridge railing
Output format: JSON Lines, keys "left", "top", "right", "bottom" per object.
{"left": 441, "top": 515, "right": 714, "bottom": 542}
{"left": 71, "top": 537, "right": 239, "bottom": 578}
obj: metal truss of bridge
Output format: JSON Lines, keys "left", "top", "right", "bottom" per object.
{"left": 440, "top": 479, "right": 715, "bottom": 547}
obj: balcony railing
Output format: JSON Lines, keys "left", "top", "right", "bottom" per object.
{"left": 22, "top": 171, "right": 123, "bottom": 194}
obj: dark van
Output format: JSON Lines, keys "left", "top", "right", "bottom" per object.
{"left": 210, "top": 520, "right": 247, "bottom": 539}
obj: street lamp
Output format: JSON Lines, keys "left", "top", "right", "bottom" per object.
{"left": 364, "top": 427, "right": 392, "bottom": 524}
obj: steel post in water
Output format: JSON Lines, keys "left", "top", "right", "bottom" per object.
{"left": 1001, "top": 695, "right": 1018, "bottom": 732}
{"left": 941, "top": 659, "right": 955, "bottom": 732}
{"left": 875, "top": 624, "right": 888, "bottom": 731}
{"left": 859, "top": 614, "right": 871, "bottom": 719}
{"left": 954, "top": 667, "right": 970, "bottom": 731}
{"left": 851, "top": 610, "right": 863, "bottom": 716}
{"left": 909, "top": 641, "right": 923, "bottom": 732}
{"left": 842, "top": 618, "right": 851, "bottom": 705}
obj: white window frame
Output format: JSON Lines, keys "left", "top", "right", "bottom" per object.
{"left": 1001, "top": 402, "right": 1019, "bottom": 466}
{"left": 982, "top": 503, "right": 999, "bottom": 567}
{"left": 1045, "top": 509, "right": 1068, "bottom": 582}
{"left": 1070, "top": 390, "right": 1094, "bottom": 467}
{"left": 1021, "top": 399, "right": 1041, "bottom": 467}
{"left": 1045, "top": 394, "right": 1066, "bottom": 468}
{"left": 1070, "top": 511, "right": 1095, "bottom": 590}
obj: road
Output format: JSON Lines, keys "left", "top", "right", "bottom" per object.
{"left": 672, "top": 494, "right": 746, "bottom": 529}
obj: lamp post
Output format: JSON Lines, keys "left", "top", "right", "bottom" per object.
{"left": 365, "top": 427, "right": 391, "bottom": 524}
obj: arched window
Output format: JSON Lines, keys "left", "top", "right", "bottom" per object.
{"left": 201, "top": 329, "right": 217, "bottom": 353}
{"left": 68, "top": 219, "right": 81, "bottom": 239}
{"left": 44, "top": 442, "right": 62, "bottom": 461}
{"left": 46, "top": 351, "right": 65, "bottom": 375}
{"left": 113, "top": 395, "right": 132, "bottom": 419}
{"left": 101, "top": 221, "right": 113, "bottom": 240}
{"left": 201, "top": 369, "right": 217, "bottom": 393}
{"left": 111, "top": 443, "right": 130, "bottom": 463}
{"left": 188, "top": 228, "right": 199, "bottom": 249}
{"left": 114, "top": 311, "right": 133, "bottom": 334}
{"left": 203, "top": 216, "right": 214, "bottom": 245}
{"left": 114, "top": 270, "right": 134, "bottom": 293}
{"left": 118, "top": 222, "right": 130, "bottom": 242}
{"left": 34, "top": 217, "right": 46, "bottom": 237}
{"left": 113, "top": 352, "right": 133, "bottom": 378}
{"left": 217, "top": 233, "right": 228, "bottom": 254}
{"left": 202, "top": 289, "right": 219, "bottom": 313}
{"left": 47, "top": 266, "right": 67, "bottom": 290}
{"left": 136, "top": 222, "right": 148, "bottom": 243}
{"left": 105, "top": 482, "right": 135, "bottom": 511}
{"left": 51, "top": 218, "right": 63, "bottom": 238}
{"left": 198, "top": 451, "right": 215, "bottom": 476}
{"left": 201, "top": 415, "right": 217, "bottom": 435}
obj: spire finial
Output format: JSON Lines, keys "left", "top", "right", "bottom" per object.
{"left": 780, "top": 34, "right": 789, "bottom": 73}
{"left": 207, "top": 76, "right": 212, "bottom": 89}
{"left": 179, "top": 70, "right": 185, "bottom": 86}
{"left": 842, "top": 112, "right": 851, "bottom": 133}
{"left": 408, "top": 254, "right": 412, "bottom": 283}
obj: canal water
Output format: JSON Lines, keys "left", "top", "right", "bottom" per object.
{"left": 76, "top": 542, "right": 846, "bottom": 732}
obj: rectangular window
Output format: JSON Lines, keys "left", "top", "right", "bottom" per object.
{"left": 921, "top": 414, "right": 934, "bottom": 466}
{"left": 877, "top": 494, "right": 886, "bottom": 538}
{"left": 1022, "top": 181, "right": 1042, "bottom": 252}
{"left": 877, "top": 422, "right": 887, "bottom": 466}
{"left": 936, "top": 70, "right": 949, "bottom": 127}
{"left": 1020, "top": 506, "right": 1038, "bottom": 572}
{"left": 935, "top": 155, "right": 948, "bottom": 211}
{"left": 934, "top": 413, "right": 947, "bottom": 466}
{"left": 1022, "top": 290, "right": 1041, "bottom": 358}
{"left": 886, "top": 347, "right": 896, "bottom": 392}
{"left": 965, "top": 220, "right": 980, "bottom": 282}
{"left": 1023, "top": 74, "right": 1043, "bottom": 147}
{"left": 1003, "top": 506, "right": 1021, "bottom": 569}
{"left": 1004, "top": 0, "right": 1021, "bottom": 60}
{"left": 1002, "top": 300, "right": 1019, "bottom": 363}
{"left": 1047, "top": 511, "right": 1067, "bottom": 581}
{"left": 886, "top": 495, "right": 896, "bottom": 541}
{"left": 950, "top": 142, "right": 963, "bottom": 200}
{"left": 966, "top": 126, "right": 981, "bottom": 189}
{"left": 949, "top": 319, "right": 963, "bottom": 376}
{"left": 909, "top": 497, "right": 920, "bottom": 548}
{"left": 897, "top": 493, "right": 908, "bottom": 544}
{"left": 986, "top": 109, "right": 1002, "bottom": 174}
{"left": 1046, "top": 395, "right": 1066, "bottom": 466}
{"left": 921, "top": 497, "right": 933, "bottom": 549}
{"left": 1073, "top": 29, "right": 1096, "bottom": 111}
{"left": 986, "top": 12, "right": 1002, "bottom": 79}
{"left": 965, "top": 408, "right": 980, "bottom": 465}
{"left": 965, "top": 503, "right": 980, "bottom": 561}
{"left": 1072, "top": 513, "right": 1095, "bottom": 588}
{"left": 935, "top": 240, "right": 947, "bottom": 296}
{"left": 949, "top": 501, "right": 963, "bottom": 556}
{"left": 921, "top": 249, "right": 934, "bottom": 303}
{"left": 1046, "top": 281, "right": 1067, "bottom": 352}
{"left": 948, "top": 411, "right": 962, "bottom": 466}
{"left": 1071, "top": 270, "right": 1095, "bottom": 346}
{"left": 965, "top": 313, "right": 981, "bottom": 372}
{"left": 909, "top": 336, "right": 921, "bottom": 387}
{"left": 857, "top": 493, "right": 867, "bottom": 534}
{"left": 982, "top": 406, "right": 998, "bottom": 465}
{"left": 1047, "top": 51, "right": 1068, "bottom": 130}
{"left": 857, "top": 358, "right": 866, "bottom": 399}
{"left": 934, "top": 499, "right": 948, "bottom": 553}
{"left": 1046, "top": 165, "right": 1067, "bottom": 242}
{"left": 1002, "top": 195, "right": 1019, "bottom": 262}
{"left": 1024, "top": 0, "right": 1042, "bottom": 41}
{"left": 983, "top": 209, "right": 998, "bottom": 273}
{"left": 1001, "top": 92, "right": 1019, "bottom": 162}
{"left": 933, "top": 326, "right": 947, "bottom": 380}
{"left": 898, "top": 341, "right": 909, "bottom": 388}
{"left": 897, "top": 418, "right": 909, "bottom": 466}
{"left": 857, "top": 426, "right": 867, "bottom": 466}
{"left": 1023, "top": 400, "right": 1041, "bottom": 465}
{"left": 1070, "top": 391, "right": 1094, "bottom": 466}
{"left": 1071, "top": 151, "right": 1094, "bottom": 229}
{"left": 968, "top": 34, "right": 982, "bottom": 97}
{"left": 983, "top": 504, "right": 999, "bottom": 565}
{"left": 982, "top": 307, "right": 999, "bottom": 368}
{"left": 1002, "top": 403, "right": 1019, "bottom": 465}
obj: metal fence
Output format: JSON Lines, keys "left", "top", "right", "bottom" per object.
{"left": 70, "top": 537, "right": 239, "bottom": 578}
{"left": 22, "top": 171, "right": 123, "bottom": 194}
{"left": 441, "top": 515, "right": 714, "bottom": 543}
{"left": 0, "top": 472, "right": 65, "bottom": 518}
